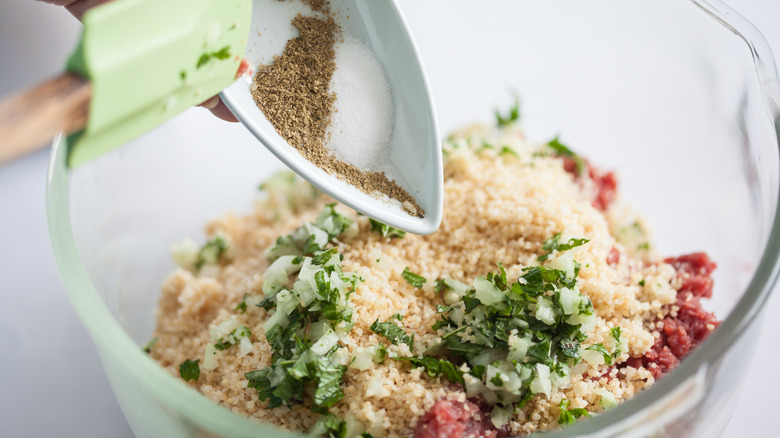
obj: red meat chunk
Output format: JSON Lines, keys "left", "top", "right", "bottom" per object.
{"left": 415, "top": 400, "right": 498, "bottom": 438}
{"left": 589, "top": 166, "right": 618, "bottom": 212}
{"left": 664, "top": 252, "right": 717, "bottom": 298}
{"left": 621, "top": 253, "right": 719, "bottom": 379}
{"left": 559, "top": 156, "right": 617, "bottom": 211}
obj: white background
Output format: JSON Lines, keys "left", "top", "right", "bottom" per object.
{"left": 1, "top": 1, "right": 778, "bottom": 437}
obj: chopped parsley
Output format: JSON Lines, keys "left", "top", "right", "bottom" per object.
{"left": 387, "top": 262, "right": 595, "bottom": 416}
{"left": 244, "top": 206, "right": 360, "bottom": 417}
{"left": 538, "top": 232, "right": 590, "bottom": 261}
{"left": 265, "top": 203, "right": 351, "bottom": 261}
{"left": 393, "top": 356, "right": 464, "bottom": 384}
{"left": 369, "top": 218, "right": 406, "bottom": 239}
{"left": 196, "top": 46, "right": 231, "bottom": 69}
{"left": 499, "top": 145, "right": 518, "bottom": 156}
{"left": 558, "top": 399, "right": 590, "bottom": 425}
{"left": 401, "top": 267, "right": 427, "bottom": 288}
{"left": 638, "top": 278, "right": 645, "bottom": 287}
{"left": 586, "top": 343, "right": 613, "bottom": 366}
{"left": 370, "top": 318, "right": 414, "bottom": 351}
{"left": 194, "top": 235, "right": 228, "bottom": 270}
{"left": 214, "top": 326, "right": 251, "bottom": 351}
{"left": 495, "top": 96, "right": 521, "bottom": 127}
{"left": 547, "top": 136, "right": 585, "bottom": 176}
{"left": 235, "top": 293, "right": 249, "bottom": 313}
{"left": 311, "top": 415, "right": 347, "bottom": 438}
{"left": 179, "top": 359, "right": 200, "bottom": 382}
{"left": 142, "top": 337, "right": 159, "bottom": 354}
{"left": 477, "top": 141, "right": 494, "bottom": 154}
{"left": 611, "top": 326, "right": 624, "bottom": 359}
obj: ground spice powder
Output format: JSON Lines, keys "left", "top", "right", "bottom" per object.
{"left": 250, "top": 12, "right": 422, "bottom": 217}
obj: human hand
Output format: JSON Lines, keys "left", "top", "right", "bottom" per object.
{"left": 39, "top": 0, "right": 240, "bottom": 122}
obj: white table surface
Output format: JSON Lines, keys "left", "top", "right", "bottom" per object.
{"left": 1, "top": 1, "right": 778, "bottom": 437}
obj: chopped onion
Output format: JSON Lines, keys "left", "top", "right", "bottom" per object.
{"left": 474, "top": 277, "right": 503, "bottom": 306}
{"left": 276, "top": 289, "right": 299, "bottom": 315}
{"left": 530, "top": 364, "right": 551, "bottom": 398}
{"left": 209, "top": 316, "right": 240, "bottom": 341}
{"left": 507, "top": 335, "right": 532, "bottom": 362}
{"left": 365, "top": 373, "right": 388, "bottom": 397}
{"left": 582, "top": 348, "right": 606, "bottom": 366}
{"left": 170, "top": 238, "right": 198, "bottom": 269}
{"left": 262, "top": 310, "right": 289, "bottom": 334}
{"left": 534, "top": 297, "right": 556, "bottom": 325}
{"left": 311, "top": 331, "right": 339, "bottom": 356}
{"left": 443, "top": 277, "right": 470, "bottom": 297}
{"left": 557, "top": 287, "right": 578, "bottom": 315}
{"left": 237, "top": 336, "right": 253, "bottom": 358}
{"left": 202, "top": 343, "right": 218, "bottom": 371}
{"left": 547, "top": 250, "right": 576, "bottom": 278}
{"left": 598, "top": 388, "right": 618, "bottom": 410}
{"left": 263, "top": 255, "right": 303, "bottom": 295}
{"left": 351, "top": 347, "right": 374, "bottom": 370}
{"left": 490, "top": 406, "right": 512, "bottom": 428}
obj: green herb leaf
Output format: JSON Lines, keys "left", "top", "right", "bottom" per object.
{"left": 312, "top": 248, "right": 338, "bottom": 265}
{"left": 393, "top": 356, "right": 464, "bottom": 384}
{"left": 445, "top": 335, "right": 483, "bottom": 361}
{"left": 401, "top": 267, "right": 427, "bottom": 288}
{"left": 496, "top": 96, "right": 521, "bottom": 127}
{"left": 314, "top": 415, "right": 348, "bottom": 438}
{"left": 313, "top": 357, "right": 348, "bottom": 408}
{"left": 369, "top": 218, "right": 406, "bottom": 239}
{"left": 547, "top": 136, "right": 586, "bottom": 176}
{"left": 611, "top": 326, "right": 623, "bottom": 359}
{"left": 370, "top": 318, "right": 414, "bottom": 351}
{"left": 315, "top": 204, "right": 352, "bottom": 238}
{"left": 179, "top": 359, "right": 200, "bottom": 382}
{"left": 236, "top": 293, "right": 249, "bottom": 314}
{"left": 194, "top": 235, "right": 229, "bottom": 270}
{"left": 212, "top": 46, "right": 231, "bottom": 60}
{"left": 538, "top": 232, "right": 590, "bottom": 262}
{"left": 142, "top": 337, "right": 159, "bottom": 354}
{"left": 586, "top": 343, "right": 613, "bottom": 366}
{"left": 499, "top": 145, "right": 518, "bottom": 156}
{"left": 558, "top": 399, "right": 591, "bottom": 425}
{"left": 196, "top": 46, "right": 232, "bottom": 69}
{"left": 214, "top": 326, "right": 251, "bottom": 351}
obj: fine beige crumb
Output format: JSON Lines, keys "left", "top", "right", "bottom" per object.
{"left": 151, "top": 122, "right": 679, "bottom": 437}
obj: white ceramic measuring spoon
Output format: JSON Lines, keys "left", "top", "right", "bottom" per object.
{"left": 220, "top": 0, "right": 443, "bottom": 235}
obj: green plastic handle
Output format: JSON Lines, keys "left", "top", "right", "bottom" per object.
{"left": 66, "top": 0, "right": 251, "bottom": 167}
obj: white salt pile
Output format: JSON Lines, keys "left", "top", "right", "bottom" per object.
{"left": 325, "top": 36, "right": 394, "bottom": 172}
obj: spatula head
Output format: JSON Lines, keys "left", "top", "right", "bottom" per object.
{"left": 66, "top": 0, "right": 251, "bottom": 167}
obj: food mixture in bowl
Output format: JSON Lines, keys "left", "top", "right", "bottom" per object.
{"left": 148, "top": 113, "right": 719, "bottom": 437}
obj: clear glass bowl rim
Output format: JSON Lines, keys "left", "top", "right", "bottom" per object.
{"left": 45, "top": 0, "right": 780, "bottom": 436}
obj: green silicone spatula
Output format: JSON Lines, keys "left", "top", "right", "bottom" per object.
{"left": 0, "top": 0, "right": 251, "bottom": 166}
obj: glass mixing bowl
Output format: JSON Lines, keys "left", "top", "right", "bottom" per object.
{"left": 47, "top": 0, "right": 780, "bottom": 437}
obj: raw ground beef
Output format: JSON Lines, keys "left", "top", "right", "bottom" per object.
{"left": 414, "top": 400, "right": 499, "bottom": 438}
{"left": 560, "top": 156, "right": 618, "bottom": 211}
{"left": 623, "top": 253, "right": 719, "bottom": 379}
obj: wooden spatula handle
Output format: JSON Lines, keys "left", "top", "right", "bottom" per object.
{"left": 0, "top": 73, "right": 92, "bottom": 165}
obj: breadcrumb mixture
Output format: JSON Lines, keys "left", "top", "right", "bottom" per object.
{"left": 151, "top": 123, "right": 687, "bottom": 437}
